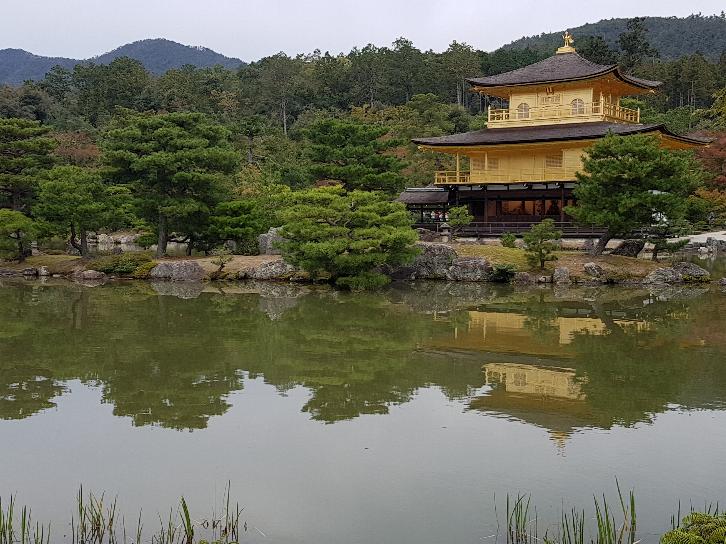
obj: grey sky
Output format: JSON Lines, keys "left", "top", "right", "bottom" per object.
{"left": 3, "top": 0, "right": 724, "bottom": 61}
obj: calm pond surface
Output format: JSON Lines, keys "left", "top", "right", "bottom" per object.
{"left": 1, "top": 278, "right": 725, "bottom": 543}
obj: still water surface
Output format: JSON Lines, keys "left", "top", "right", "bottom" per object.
{"left": 1, "top": 279, "right": 725, "bottom": 543}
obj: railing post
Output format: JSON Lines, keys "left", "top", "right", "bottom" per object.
{"left": 637, "top": 107, "right": 640, "bottom": 123}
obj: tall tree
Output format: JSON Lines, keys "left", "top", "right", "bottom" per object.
{"left": 619, "top": 17, "right": 659, "bottom": 71}
{"left": 0, "top": 118, "right": 56, "bottom": 212}
{"left": 102, "top": 111, "right": 238, "bottom": 256}
{"left": 35, "top": 166, "right": 127, "bottom": 256}
{"left": 577, "top": 36, "right": 619, "bottom": 65}
{"left": 568, "top": 134, "right": 704, "bottom": 255}
{"left": 304, "top": 117, "right": 406, "bottom": 193}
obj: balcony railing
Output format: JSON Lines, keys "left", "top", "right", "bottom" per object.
{"left": 487, "top": 101, "right": 640, "bottom": 127}
{"left": 435, "top": 167, "right": 579, "bottom": 185}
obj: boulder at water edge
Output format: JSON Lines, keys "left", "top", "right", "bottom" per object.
{"left": 445, "top": 257, "right": 492, "bottom": 282}
{"left": 513, "top": 272, "right": 535, "bottom": 284}
{"left": 552, "top": 267, "right": 571, "bottom": 285}
{"left": 248, "top": 260, "right": 298, "bottom": 281}
{"left": 149, "top": 261, "right": 206, "bottom": 282}
{"left": 719, "top": 278, "right": 726, "bottom": 286}
{"left": 583, "top": 262, "right": 605, "bottom": 278}
{"left": 408, "top": 243, "right": 457, "bottom": 280}
{"left": 643, "top": 267, "right": 683, "bottom": 284}
{"left": 672, "top": 262, "right": 711, "bottom": 281}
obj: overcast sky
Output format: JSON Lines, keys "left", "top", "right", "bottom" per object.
{"left": 3, "top": 0, "right": 724, "bottom": 61}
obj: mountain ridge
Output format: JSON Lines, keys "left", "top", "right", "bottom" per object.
{"left": 0, "top": 38, "right": 245, "bottom": 85}
{"left": 500, "top": 14, "right": 726, "bottom": 60}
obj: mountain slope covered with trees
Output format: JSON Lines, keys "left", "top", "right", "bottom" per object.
{"left": 0, "top": 39, "right": 244, "bottom": 84}
{"left": 502, "top": 13, "right": 726, "bottom": 60}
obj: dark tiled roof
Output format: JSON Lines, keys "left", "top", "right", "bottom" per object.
{"left": 467, "top": 52, "right": 661, "bottom": 90}
{"left": 397, "top": 188, "right": 449, "bottom": 205}
{"left": 413, "top": 122, "right": 709, "bottom": 147}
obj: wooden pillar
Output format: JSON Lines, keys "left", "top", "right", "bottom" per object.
{"left": 483, "top": 186, "right": 488, "bottom": 223}
{"left": 560, "top": 185, "right": 565, "bottom": 223}
{"left": 455, "top": 153, "right": 461, "bottom": 183}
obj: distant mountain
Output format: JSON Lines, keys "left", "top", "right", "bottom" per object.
{"left": 0, "top": 39, "right": 244, "bottom": 85}
{"left": 500, "top": 15, "right": 726, "bottom": 60}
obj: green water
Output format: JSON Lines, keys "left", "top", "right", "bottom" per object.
{"left": 1, "top": 278, "right": 725, "bottom": 543}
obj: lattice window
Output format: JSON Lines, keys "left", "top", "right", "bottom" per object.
{"left": 571, "top": 98, "right": 585, "bottom": 115}
{"left": 487, "top": 157, "right": 500, "bottom": 170}
{"left": 516, "top": 103, "right": 530, "bottom": 119}
{"left": 540, "top": 94, "right": 561, "bottom": 105}
{"left": 471, "top": 157, "right": 485, "bottom": 171}
{"left": 546, "top": 152, "right": 563, "bottom": 169}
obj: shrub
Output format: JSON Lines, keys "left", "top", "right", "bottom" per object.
{"left": 500, "top": 233, "right": 517, "bottom": 248}
{"left": 92, "top": 253, "right": 153, "bottom": 275}
{"left": 279, "top": 186, "right": 418, "bottom": 290}
{"left": 523, "top": 219, "right": 562, "bottom": 270}
{"left": 131, "top": 260, "right": 158, "bottom": 279}
{"left": 448, "top": 206, "right": 473, "bottom": 235}
{"left": 135, "top": 232, "right": 157, "bottom": 249}
{"left": 661, "top": 512, "right": 726, "bottom": 544}
{"left": 488, "top": 263, "right": 517, "bottom": 283}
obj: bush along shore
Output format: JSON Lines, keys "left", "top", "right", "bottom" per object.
{"left": 0, "top": 485, "right": 723, "bottom": 544}
{"left": 1, "top": 239, "right": 725, "bottom": 289}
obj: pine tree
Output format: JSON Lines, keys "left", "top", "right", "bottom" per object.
{"left": 0, "top": 118, "right": 56, "bottom": 212}
{"left": 304, "top": 118, "right": 407, "bottom": 193}
{"left": 568, "top": 134, "right": 704, "bottom": 255}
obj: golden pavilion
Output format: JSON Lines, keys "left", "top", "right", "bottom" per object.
{"left": 400, "top": 32, "right": 707, "bottom": 235}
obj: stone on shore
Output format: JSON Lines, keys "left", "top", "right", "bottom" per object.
{"left": 513, "top": 272, "right": 535, "bottom": 284}
{"left": 672, "top": 262, "right": 710, "bottom": 281}
{"left": 643, "top": 267, "right": 683, "bottom": 284}
{"left": 38, "top": 266, "right": 50, "bottom": 277}
{"left": 408, "top": 242, "right": 457, "bottom": 280}
{"left": 149, "top": 261, "right": 206, "bottom": 282}
{"left": 583, "top": 262, "right": 605, "bottom": 278}
{"left": 706, "top": 237, "right": 726, "bottom": 253}
{"left": 22, "top": 267, "right": 38, "bottom": 276}
{"left": 610, "top": 239, "right": 645, "bottom": 257}
{"left": 248, "top": 260, "right": 298, "bottom": 281}
{"left": 445, "top": 257, "right": 492, "bottom": 282}
{"left": 258, "top": 227, "right": 285, "bottom": 255}
{"left": 552, "top": 267, "right": 571, "bottom": 285}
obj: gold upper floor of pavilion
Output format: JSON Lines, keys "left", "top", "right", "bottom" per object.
{"left": 469, "top": 33, "right": 659, "bottom": 129}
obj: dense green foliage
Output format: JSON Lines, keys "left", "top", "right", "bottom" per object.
{"left": 279, "top": 186, "right": 418, "bottom": 289}
{"left": 503, "top": 14, "right": 726, "bottom": 61}
{"left": 0, "top": 208, "right": 37, "bottom": 261}
{"left": 304, "top": 118, "right": 407, "bottom": 192}
{"left": 448, "top": 205, "right": 474, "bottom": 235}
{"left": 523, "top": 219, "right": 562, "bottom": 269}
{"left": 568, "top": 135, "right": 705, "bottom": 254}
{"left": 662, "top": 512, "right": 726, "bottom": 544}
{"left": 500, "top": 233, "right": 518, "bottom": 248}
{"left": 0, "top": 118, "right": 55, "bottom": 211}
{"left": 102, "top": 111, "right": 238, "bottom": 256}
{"left": 36, "top": 166, "right": 128, "bottom": 256}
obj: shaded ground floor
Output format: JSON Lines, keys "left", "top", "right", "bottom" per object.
{"left": 399, "top": 182, "right": 604, "bottom": 237}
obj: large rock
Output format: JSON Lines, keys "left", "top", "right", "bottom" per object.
{"left": 416, "top": 228, "right": 440, "bottom": 243}
{"left": 706, "top": 237, "right": 726, "bottom": 253}
{"left": 408, "top": 242, "right": 457, "bottom": 280}
{"left": 610, "top": 239, "right": 646, "bottom": 257}
{"left": 643, "top": 267, "right": 683, "bottom": 284}
{"left": 719, "top": 278, "right": 726, "bottom": 286}
{"left": 258, "top": 227, "right": 285, "bottom": 255}
{"left": 672, "top": 262, "right": 711, "bottom": 282}
{"left": 445, "top": 257, "right": 492, "bottom": 282}
{"left": 248, "top": 260, "right": 297, "bottom": 281}
{"left": 74, "top": 269, "right": 106, "bottom": 280}
{"left": 38, "top": 266, "right": 50, "bottom": 277}
{"left": 583, "top": 262, "right": 605, "bottom": 278}
{"left": 512, "top": 272, "right": 535, "bottom": 285}
{"left": 149, "top": 261, "right": 206, "bottom": 282}
{"left": 552, "top": 267, "right": 571, "bottom": 285}
{"left": 21, "top": 267, "right": 38, "bottom": 276}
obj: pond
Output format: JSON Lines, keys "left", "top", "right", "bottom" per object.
{"left": 1, "top": 278, "right": 725, "bottom": 544}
